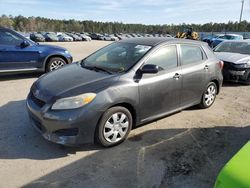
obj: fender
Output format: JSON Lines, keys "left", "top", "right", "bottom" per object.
{"left": 42, "top": 53, "right": 71, "bottom": 71}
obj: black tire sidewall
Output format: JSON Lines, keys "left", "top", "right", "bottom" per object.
{"left": 46, "top": 57, "right": 66, "bottom": 72}
{"left": 201, "top": 82, "right": 217, "bottom": 109}
{"left": 96, "top": 107, "right": 132, "bottom": 147}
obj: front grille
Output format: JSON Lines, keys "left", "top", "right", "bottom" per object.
{"left": 223, "top": 61, "right": 234, "bottom": 70}
{"left": 30, "top": 92, "right": 46, "bottom": 108}
{"left": 54, "top": 128, "right": 79, "bottom": 137}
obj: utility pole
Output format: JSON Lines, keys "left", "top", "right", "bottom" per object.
{"left": 239, "top": 0, "right": 244, "bottom": 22}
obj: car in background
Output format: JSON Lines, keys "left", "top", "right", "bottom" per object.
{"left": 75, "top": 33, "right": 91, "bottom": 41}
{"left": 66, "top": 32, "right": 82, "bottom": 41}
{"left": 57, "top": 33, "right": 73, "bottom": 42}
{"left": 214, "top": 40, "right": 250, "bottom": 85}
{"left": 0, "top": 27, "right": 73, "bottom": 74}
{"left": 202, "top": 34, "right": 221, "bottom": 46}
{"left": 26, "top": 38, "right": 223, "bottom": 147}
{"left": 30, "top": 32, "right": 46, "bottom": 42}
{"left": 211, "top": 34, "right": 243, "bottom": 48}
{"left": 90, "top": 33, "right": 103, "bottom": 40}
{"left": 100, "top": 34, "right": 118, "bottom": 41}
{"left": 44, "top": 32, "right": 59, "bottom": 42}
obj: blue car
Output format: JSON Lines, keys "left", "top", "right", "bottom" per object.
{"left": 0, "top": 27, "right": 73, "bottom": 75}
{"left": 211, "top": 34, "right": 243, "bottom": 48}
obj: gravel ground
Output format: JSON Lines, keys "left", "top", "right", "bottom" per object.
{"left": 0, "top": 41, "right": 249, "bottom": 188}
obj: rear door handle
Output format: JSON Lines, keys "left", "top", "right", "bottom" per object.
{"left": 173, "top": 73, "right": 181, "bottom": 80}
{"left": 204, "top": 65, "right": 209, "bottom": 70}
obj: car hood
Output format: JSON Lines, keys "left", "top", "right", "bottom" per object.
{"left": 215, "top": 52, "right": 250, "bottom": 64}
{"left": 32, "top": 63, "right": 118, "bottom": 103}
{"left": 36, "top": 44, "right": 66, "bottom": 51}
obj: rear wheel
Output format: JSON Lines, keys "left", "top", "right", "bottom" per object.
{"left": 199, "top": 82, "right": 217, "bottom": 109}
{"left": 96, "top": 107, "right": 132, "bottom": 147}
{"left": 46, "top": 57, "right": 66, "bottom": 72}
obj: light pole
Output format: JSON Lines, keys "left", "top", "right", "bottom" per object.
{"left": 239, "top": 0, "right": 245, "bottom": 22}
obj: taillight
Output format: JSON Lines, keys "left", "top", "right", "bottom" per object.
{"left": 219, "top": 61, "right": 224, "bottom": 70}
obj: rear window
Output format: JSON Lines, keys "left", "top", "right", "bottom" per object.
{"left": 180, "top": 45, "right": 204, "bottom": 65}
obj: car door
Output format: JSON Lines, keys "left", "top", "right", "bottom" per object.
{"left": 179, "top": 44, "right": 208, "bottom": 107}
{"left": 138, "top": 45, "right": 182, "bottom": 122}
{"left": 0, "top": 29, "right": 40, "bottom": 71}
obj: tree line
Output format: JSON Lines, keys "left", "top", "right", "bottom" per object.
{"left": 0, "top": 14, "right": 249, "bottom": 34}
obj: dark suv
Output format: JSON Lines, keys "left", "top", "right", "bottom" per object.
{"left": 27, "top": 38, "right": 223, "bottom": 147}
{"left": 0, "top": 27, "right": 72, "bottom": 74}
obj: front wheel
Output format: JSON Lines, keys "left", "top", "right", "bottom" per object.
{"left": 199, "top": 82, "right": 217, "bottom": 109}
{"left": 46, "top": 57, "right": 66, "bottom": 72}
{"left": 96, "top": 107, "right": 132, "bottom": 147}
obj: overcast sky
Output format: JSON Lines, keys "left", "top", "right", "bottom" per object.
{"left": 0, "top": 0, "right": 249, "bottom": 24}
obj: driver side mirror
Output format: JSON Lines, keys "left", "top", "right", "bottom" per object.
{"left": 20, "top": 40, "right": 30, "bottom": 48}
{"left": 140, "top": 64, "right": 159, "bottom": 74}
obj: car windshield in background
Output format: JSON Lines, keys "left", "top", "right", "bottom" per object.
{"left": 214, "top": 42, "right": 250, "bottom": 55}
{"left": 81, "top": 42, "right": 152, "bottom": 73}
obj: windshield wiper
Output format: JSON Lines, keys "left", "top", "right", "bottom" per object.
{"left": 92, "top": 66, "right": 113, "bottom": 74}
{"left": 81, "top": 64, "right": 112, "bottom": 74}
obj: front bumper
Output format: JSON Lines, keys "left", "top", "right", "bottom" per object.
{"left": 66, "top": 54, "right": 73, "bottom": 64}
{"left": 223, "top": 62, "right": 250, "bottom": 83}
{"left": 26, "top": 92, "right": 103, "bottom": 146}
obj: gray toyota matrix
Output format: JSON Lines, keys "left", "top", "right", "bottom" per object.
{"left": 27, "top": 38, "right": 223, "bottom": 147}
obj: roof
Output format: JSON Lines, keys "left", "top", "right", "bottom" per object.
{"left": 120, "top": 37, "right": 206, "bottom": 46}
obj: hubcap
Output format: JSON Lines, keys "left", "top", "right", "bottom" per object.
{"left": 50, "top": 60, "right": 65, "bottom": 71}
{"left": 204, "top": 85, "right": 216, "bottom": 106}
{"left": 103, "top": 112, "right": 129, "bottom": 143}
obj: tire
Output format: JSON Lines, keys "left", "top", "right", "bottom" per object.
{"left": 46, "top": 57, "right": 66, "bottom": 72}
{"left": 199, "top": 82, "right": 217, "bottom": 109}
{"left": 96, "top": 106, "right": 133, "bottom": 147}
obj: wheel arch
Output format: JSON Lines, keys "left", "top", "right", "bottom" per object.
{"left": 108, "top": 102, "right": 137, "bottom": 129}
{"left": 210, "top": 79, "right": 220, "bottom": 94}
{"left": 43, "top": 54, "right": 69, "bottom": 71}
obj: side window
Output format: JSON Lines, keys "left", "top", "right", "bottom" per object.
{"left": 145, "top": 46, "right": 178, "bottom": 70}
{"left": 180, "top": 45, "right": 203, "bottom": 66}
{"left": 0, "top": 30, "right": 23, "bottom": 46}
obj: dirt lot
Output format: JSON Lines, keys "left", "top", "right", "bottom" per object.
{"left": 0, "top": 41, "right": 249, "bottom": 188}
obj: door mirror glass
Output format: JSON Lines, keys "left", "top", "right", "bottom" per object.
{"left": 20, "top": 40, "right": 30, "bottom": 48}
{"left": 141, "top": 64, "right": 159, "bottom": 74}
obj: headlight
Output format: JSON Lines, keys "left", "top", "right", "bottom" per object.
{"left": 237, "top": 63, "right": 250, "bottom": 68}
{"left": 65, "top": 50, "right": 69, "bottom": 54}
{"left": 51, "top": 93, "right": 96, "bottom": 110}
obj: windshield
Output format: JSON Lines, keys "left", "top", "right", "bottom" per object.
{"left": 214, "top": 42, "right": 250, "bottom": 55}
{"left": 81, "top": 42, "right": 152, "bottom": 73}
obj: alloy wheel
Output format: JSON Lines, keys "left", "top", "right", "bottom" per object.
{"left": 50, "top": 60, "right": 65, "bottom": 71}
{"left": 204, "top": 85, "right": 216, "bottom": 106}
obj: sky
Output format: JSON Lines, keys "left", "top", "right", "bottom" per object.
{"left": 0, "top": 0, "right": 249, "bottom": 25}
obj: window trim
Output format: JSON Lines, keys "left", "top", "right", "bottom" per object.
{"left": 178, "top": 44, "right": 207, "bottom": 67}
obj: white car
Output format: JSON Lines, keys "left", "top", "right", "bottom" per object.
{"left": 57, "top": 33, "right": 73, "bottom": 42}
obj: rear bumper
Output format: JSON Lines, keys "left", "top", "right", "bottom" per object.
{"left": 26, "top": 92, "right": 104, "bottom": 146}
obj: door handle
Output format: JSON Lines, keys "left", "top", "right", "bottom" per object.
{"left": 204, "top": 65, "right": 209, "bottom": 70}
{"left": 0, "top": 48, "right": 6, "bottom": 52}
{"left": 173, "top": 73, "right": 181, "bottom": 79}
